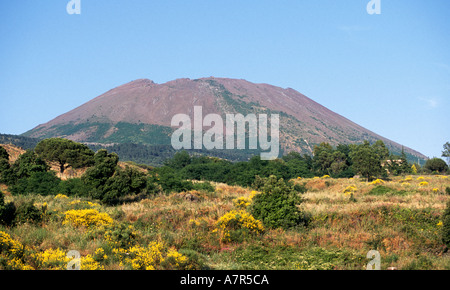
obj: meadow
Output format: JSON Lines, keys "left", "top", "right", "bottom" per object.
{"left": 1, "top": 174, "right": 449, "bottom": 270}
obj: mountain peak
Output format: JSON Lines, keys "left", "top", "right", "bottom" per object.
{"left": 22, "top": 77, "right": 427, "bottom": 161}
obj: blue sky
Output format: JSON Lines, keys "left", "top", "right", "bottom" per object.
{"left": 0, "top": 0, "right": 449, "bottom": 159}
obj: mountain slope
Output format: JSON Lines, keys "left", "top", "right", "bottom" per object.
{"left": 23, "top": 77, "right": 426, "bottom": 161}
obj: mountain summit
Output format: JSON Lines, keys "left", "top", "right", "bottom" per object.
{"left": 23, "top": 77, "right": 426, "bottom": 160}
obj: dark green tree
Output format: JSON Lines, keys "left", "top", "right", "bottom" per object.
{"left": 101, "top": 166, "right": 148, "bottom": 204}
{"left": 350, "top": 141, "right": 383, "bottom": 181}
{"left": 424, "top": 158, "right": 448, "bottom": 173}
{"left": 0, "top": 146, "right": 9, "bottom": 161}
{"left": 35, "top": 138, "right": 94, "bottom": 174}
{"left": 82, "top": 149, "right": 119, "bottom": 200}
{"left": 0, "top": 146, "right": 11, "bottom": 184}
{"left": 0, "top": 191, "right": 16, "bottom": 226}
{"left": 442, "top": 142, "right": 450, "bottom": 165}
{"left": 312, "top": 143, "right": 334, "bottom": 175}
{"left": 250, "top": 175, "right": 306, "bottom": 229}
{"left": 10, "top": 150, "right": 49, "bottom": 181}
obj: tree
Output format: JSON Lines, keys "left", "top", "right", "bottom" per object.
{"left": 0, "top": 190, "right": 16, "bottom": 226}
{"left": 443, "top": 142, "right": 450, "bottom": 165}
{"left": 312, "top": 143, "right": 334, "bottom": 174}
{"left": 250, "top": 175, "right": 306, "bottom": 229}
{"left": 349, "top": 141, "right": 383, "bottom": 181}
{"left": 424, "top": 158, "right": 448, "bottom": 173}
{"left": 35, "top": 138, "right": 94, "bottom": 174}
{"left": 0, "top": 146, "right": 11, "bottom": 184}
{"left": 82, "top": 149, "right": 119, "bottom": 200}
{"left": 10, "top": 150, "right": 49, "bottom": 181}
{"left": 0, "top": 146, "right": 9, "bottom": 161}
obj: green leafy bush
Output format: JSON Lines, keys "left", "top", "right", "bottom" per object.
{"left": 442, "top": 201, "right": 450, "bottom": 249}
{"left": 368, "top": 185, "right": 408, "bottom": 196}
{"left": 14, "top": 200, "right": 44, "bottom": 224}
{"left": 0, "top": 192, "right": 16, "bottom": 226}
{"left": 9, "top": 171, "right": 61, "bottom": 196}
{"left": 250, "top": 175, "right": 307, "bottom": 229}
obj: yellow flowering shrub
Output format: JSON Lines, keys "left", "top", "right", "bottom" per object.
{"left": 233, "top": 197, "right": 251, "bottom": 209}
{"left": 419, "top": 181, "right": 429, "bottom": 186}
{"left": 32, "top": 248, "right": 69, "bottom": 269}
{"left": 164, "top": 247, "right": 189, "bottom": 269}
{"left": 321, "top": 175, "right": 331, "bottom": 179}
{"left": 433, "top": 188, "right": 439, "bottom": 193}
{"left": 215, "top": 210, "right": 264, "bottom": 243}
{"left": 343, "top": 185, "right": 357, "bottom": 195}
{"left": 249, "top": 190, "right": 260, "bottom": 199}
{"left": 6, "top": 257, "right": 34, "bottom": 270}
{"left": 54, "top": 194, "right": 68, "bottom": 200}
{"left": 33, "top": 248, "right": 104, "bottom": 270}
{"left": 0, "top": 231, "right": 33, "bottom": 270}
{"left": 63, "top": 209, "right": 113, "bottom": 228}
{"left": 0, "top": 231, "right": 24, "bottom": 257}
{"left": 371, "top": 179, "right": 385, "bottom": 185}
{"left": 113, "top": 242, "right": 164, "bottom": 270}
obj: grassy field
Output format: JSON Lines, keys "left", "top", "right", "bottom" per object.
{"left": 1, "top": 175, "right": 449, "bottom": 270}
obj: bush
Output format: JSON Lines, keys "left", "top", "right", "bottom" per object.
{"left": 442, "top": 201, "right": 450, "bottom": 249}
{"left": 192, "top": 181, "right": 215, "bottom": 193}
{"left": 424, "top": 158, "right": 448, "bottom": 174}
{"left": 9, "top": 171, "right": 60, "bottom": 196}
{"left": 215, "top": 210, "right": 264, "bottom": 243}
{"left": 250, "top": 175, "right": 307, "bottom": 230}
{"left": 446, "top": 187, "right": 450, "bottom": 195}
{"left": 14, "top": 200, "right": 43, "bottom": 224}
{"left": 0, "top": 192, "right": 16, "bottom": 226}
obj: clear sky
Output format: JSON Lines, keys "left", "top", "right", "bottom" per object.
{"left": 0, "top": 0, "right": 449, "bottom": 159}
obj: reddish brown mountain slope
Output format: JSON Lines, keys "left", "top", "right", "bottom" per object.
{"left": 23, "top": 77, "right": 426, "bottom": 159}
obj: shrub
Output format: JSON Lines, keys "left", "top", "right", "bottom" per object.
{"left": 250, "top": 175, "right": 306, "bottom": 230}
{"left": 9, "top": 171, "right": 61, "bottom": 196}
{"left": 215, "top": 210, "right": 264, "bottom": 243}
{"left": 0, "top": 192, "right": 16, "bottom": 226}
{"left": 192, "top": 181, "right": 215, "bottom": 193}
{"left": 63, "top": 209, "right": 113, "bottom": 228}
{"left": 442, "top": 201, "right": 450, "bottom": 249}
{"left": 446, "top": 187, "right": 450, "bottom": 195}
{"left": 14, "top": 200, "right": 44, "bottom": 224}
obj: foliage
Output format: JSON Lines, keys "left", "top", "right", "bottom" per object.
{"left": 442, "top": 201, "right": 450, "bottom": 249}
{"left": 35, "top": 138, "right": 95, "bottom": 174}
{"left": 14, "top": 200, "right": 44, "bottom": 225}
{"left": 350, "top": 141, "right": 383, "bottom": 181}
{"left": 424, "top": 158, "right": 448, "bottom": 174}
{"left": 250, "top": 175, "right": 306, "bottom": 229}
{"left": 63, "top": 209, "right": 113, "bottom": 228}
{"left": 101, "top": 166, "right": 148, "bottom": 204}
{"left": 9, "top": 171, "right": 61, "bottom": 196}
{"left": 368, "top": 185, "right": 408, "bottom": 196}
{"left": 9, "top": 150, "right": 49, "bottom": 182}
{"left": 0, "top": 192, "right": 16, "bottom": 226}
{"left": 215, "top": 210, "right": 264, "bottom": 243}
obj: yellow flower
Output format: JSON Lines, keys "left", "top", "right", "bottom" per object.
{"left": 215, "top": 210, "right": 264, "bottom": 243}
{"left": 432, "top": 188, "right": 439, "bottom": 193}
{"left": 233, "top": 197, "right": 251, "bottom": 209}
{"left": 63, "top": 209, "right": 113, "bottom": 228}
{"left": 55, "top": 194, "right": 68, "bottom": 199}
{"left": 371, "top": 179, "right": 385, "bottom": 185}
{"left": 419, "top": 181, "right": 429, "bottom": 186}
{"left": 343, "top": 185, "right": 357, "bottom": 195}
{"left": 437, "top": 221, "right": 443, "bottom": 227}
{"left": 321, "top": 175, "right": 330, "bottom": 179}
